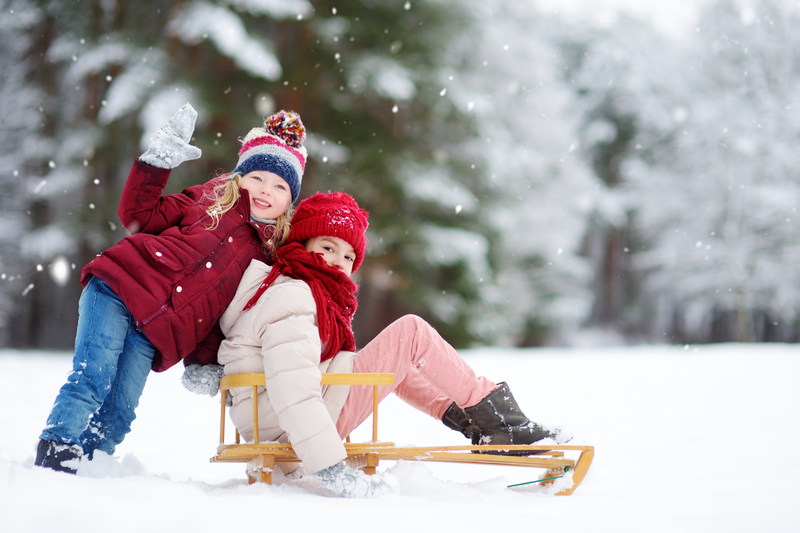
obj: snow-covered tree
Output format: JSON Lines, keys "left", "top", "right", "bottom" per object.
{"left": 0, "top": 0, "right": 46, "bottom": 343}
{"left": 628, "top": 0, "right": 800, "bottom": 341}
{"left": 438, "top": 0, "right": 598, "bottom": 345}
{"left": 559, "top": 0, "right": 800, "bottom": 343}
{"left": 547, "top": 12, "right": 677, "bottom": 340}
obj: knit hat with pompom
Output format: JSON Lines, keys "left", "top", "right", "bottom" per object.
{"left": 233, "top": 110, "right": 307, "bottom": 202}
{"left": 285, "top": 192, "right": 370, "bottom": 273}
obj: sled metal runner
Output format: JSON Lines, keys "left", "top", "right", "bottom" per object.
{"left": 212, "top": 373, "right": 594, "bottom": 496}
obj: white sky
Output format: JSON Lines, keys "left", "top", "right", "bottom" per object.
{"left": 536, "top": 0, "right": 712, "bottom": 38}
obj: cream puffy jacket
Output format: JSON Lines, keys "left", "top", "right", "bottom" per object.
{"left": 217, "top": 259, "right": 356, "bottom": 474}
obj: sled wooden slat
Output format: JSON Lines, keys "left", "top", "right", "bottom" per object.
{"left": 218, "top": 372, "right": 394, "bottom": 445}
{"left": 213, "top": 372, "right": 594, "bottom": 495}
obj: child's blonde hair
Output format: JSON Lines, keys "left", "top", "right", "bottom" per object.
{"left": 204, "top": 172, "right": 292, "bottom": 253}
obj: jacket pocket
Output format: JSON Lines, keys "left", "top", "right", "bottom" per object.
{"left": 143, "top": 240, "right": 185, "bottom": 272}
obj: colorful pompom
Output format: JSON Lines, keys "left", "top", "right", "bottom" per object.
{"left": 265, "top": 110, "right": 306, "bottom": 148}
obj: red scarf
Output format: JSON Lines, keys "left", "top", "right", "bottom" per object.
{"left": 242, "top": 242, "right": 358, "bottom": 362}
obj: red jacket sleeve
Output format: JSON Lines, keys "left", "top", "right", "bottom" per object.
{"left": 118, "top": 159, "right": 204, "bottom": 235}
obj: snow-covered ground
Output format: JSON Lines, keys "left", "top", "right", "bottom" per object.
{"left": 1, "top": 343, "right": 798, "bottom": 532}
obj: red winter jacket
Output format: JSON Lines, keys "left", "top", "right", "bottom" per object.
{"left": 81, "top": 159, "right": 274, "bottom": 372}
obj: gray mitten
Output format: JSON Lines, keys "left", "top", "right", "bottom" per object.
{"left": 181, "top": 364, "right": 224, "bottom": 397}
{"left": 139, "top": 103, "right": 202, "bottom": 169}
{"left": 297, "top": 462, "right": 393, "bottom": 498}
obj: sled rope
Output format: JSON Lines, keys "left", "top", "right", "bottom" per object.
{"left": 507, "top": 466, "right": 571, "bottom": 488}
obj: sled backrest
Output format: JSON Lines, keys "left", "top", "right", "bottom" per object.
{"left": 218, "top": 373, "right": 395, "bottom": 445}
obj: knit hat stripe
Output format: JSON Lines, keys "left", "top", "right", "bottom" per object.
{"left": 236, "top": 140, "right": 305, "bottom": 177}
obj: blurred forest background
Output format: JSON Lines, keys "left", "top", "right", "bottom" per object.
{"left": 1, "top": 0, "right": 799, "bottom": 351}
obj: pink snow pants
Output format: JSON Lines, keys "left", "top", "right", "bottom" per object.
{"left": 335, "top": 314, "right": 497, "bottom": 438}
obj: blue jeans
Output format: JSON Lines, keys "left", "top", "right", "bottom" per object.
{"left": 40, "top": 276, "right": 156, "bottom": 458}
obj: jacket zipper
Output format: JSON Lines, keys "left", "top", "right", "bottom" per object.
{"left": 186, "top": 213, "right": 211, "bottom": 233}
{"left": 137, "top": 303, "right": 168, "bottom": 329}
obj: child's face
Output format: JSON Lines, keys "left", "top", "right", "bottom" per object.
{"left": 239, "top": 171, "right": 293, "bottom": 220}
{"left": 305, "top": 236, "right": 357, "bottom": 277}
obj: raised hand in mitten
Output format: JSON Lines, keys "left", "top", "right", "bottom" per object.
{"left": 139, "top": 103, "right": 202, "bottom": 169}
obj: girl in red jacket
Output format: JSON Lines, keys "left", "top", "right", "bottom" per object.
{"left": 35, "top": 103, "right": 309, "bottom": 473}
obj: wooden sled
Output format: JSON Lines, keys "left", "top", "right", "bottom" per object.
{"left": 211, "top": 373, "right": 594, "bottom": 496}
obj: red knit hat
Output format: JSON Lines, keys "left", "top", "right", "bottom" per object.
{"left": 285, "top": 192, "right": 369, "bottom": 273}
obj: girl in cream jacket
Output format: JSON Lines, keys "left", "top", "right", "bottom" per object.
{"left": 217, "top": 192, "right": 570, "bottom": 497}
